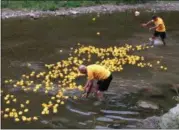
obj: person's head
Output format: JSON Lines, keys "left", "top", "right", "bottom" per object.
{"left": 79, "top": 65, "right": 87, "bottom": 74}
{"left": 152, "top": 15, "right": 158, "bottom": 21}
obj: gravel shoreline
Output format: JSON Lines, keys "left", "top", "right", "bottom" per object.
{"left": 1, "top": 1, "right": 179, "bottom": 19}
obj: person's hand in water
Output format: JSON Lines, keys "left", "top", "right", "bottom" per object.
{"left": 81, "top": 93, "right": 87, "bottom": 98}
{"left": 96, "top": 91, "right": 105, "bottom": 101}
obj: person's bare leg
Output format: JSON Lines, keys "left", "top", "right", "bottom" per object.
{"left": 149, "top": 36, "right": 155, "bottom": 45}
{"left": 90, "top": 84, "right": 99, "bottom": 97}
{"left": 151, "top": 36, "right": 156, "bottom": 45}
{"left": 95, "top": 84, "right": 99, "bottom": 93}
{"left": 97, "top": 91, "right": 104, "bottom": 101}
{"left": 90, "top": 87, "right": 97, "bottom": 97}
{"left": 85, "top": 86, "right": 90, "bottom": 92}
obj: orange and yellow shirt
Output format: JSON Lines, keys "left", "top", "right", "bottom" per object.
{"left": 87, "top": 64, "right": 111, "bottom": 80}
{"left": 152, "top": 17, "right": 166, "bottom": 32}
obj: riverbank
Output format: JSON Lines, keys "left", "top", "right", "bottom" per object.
{"left": 137, "top": 104, "right": 179, "bottom": 129}
{"left": 2, "top": 1, "right": 179, "bottom": 19}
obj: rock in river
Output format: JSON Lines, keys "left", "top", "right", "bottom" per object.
{"left": 137, "top": 104, "right": 179, "bottom": 129}
{"left": 159, "top": 104, "right": 179, "bottom": 129}
{"left": 148, "top": 88, "right": 165, "bottom": 98}
{"left": 136, "top": 116, "right": 160, "bottom": 128}
{"left": 96, "top": 117, "right": 113, "bottom": 122}
{"left": 95, "top": 125, "right": 108, "bottom": 129}
{"left": 140, "top": 87, "right": 165, "bottom": 98}
{"left": 137, "top": 100, "right": 159, "bottom": 110}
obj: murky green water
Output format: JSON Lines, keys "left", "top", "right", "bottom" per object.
{"left": 2, "top": 10, "right": 179, "bottom": 129}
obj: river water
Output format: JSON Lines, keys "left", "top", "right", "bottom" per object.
{"left": 1, "top": 10, "right": 179, "bottom": 129}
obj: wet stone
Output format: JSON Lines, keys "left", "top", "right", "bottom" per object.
{"left": 41, "top": 120, "right": 49, "bottom": 125}
{"left": 137, "top": 100, "right": 159, "bottom": 110}
{"left": 159, "top": 104, "right": 179, "bottom": 129}
{"left": 129, "top": 106, "right": 138, "bottom": 110}
{"left": 78, "top": 122, "right": 87, "bottom": 126}
{"left": 95, "top": 125, "right": 108, "bottom": 129}
{"left": 143, "top": 88, "right": 165, "bottom": 98}
{"left": 84, "top": 120, "right": 93, "bottom": 127}
{"left": 116, "top": 103, "right": 127, "bottom": 108}
{"left": 136, "top": 116, "right": 160, "bottom": 129}
{"left": 93, "top": 101, "right": 103, "bottom": 106}
{"left": 87, "top": 120, "right": 93, "bottom": 123}
{"left": 108, "top": 124, "right": 121, "bottom": 129}
{"left": 96, "top": 117, "right": 114, "bottom": 122}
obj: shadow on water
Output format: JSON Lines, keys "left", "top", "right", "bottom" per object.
{"left": 1, "top": 10, "right": 179, "bottom": 128}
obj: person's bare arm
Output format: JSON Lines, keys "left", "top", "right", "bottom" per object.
{"left": 142, "top": 20, "right": 153, "bottom": 27}
{"left": 83, "top": 80, "right": 93, "bottom": 98}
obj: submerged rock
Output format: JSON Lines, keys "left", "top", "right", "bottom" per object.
{"left": 159, "top": 104, "right": 179, "bottom": 129}
{"left": 78, "top": 122, "right": 87, "bottom": 126}
{"left": 69, "top": 10, "right": 79, "bottom": 15}
{"left": 41, "top": 120, "right": 49, "bottom": 125}
{"left": 108, "top": 124, "right": 121, "bottom": 129}
{"left": 140, "top": 87, "right": 165, "bottom": 98}
{"left": 96, "top": 117, "right": 114, "bottom": 122}
{"left": 95, "top": 125, "right": 108, "bottom": 129}
{"left": 93, "top": 101, "right": 103, "bottom": 106}
{"left": 29, "top": 13, "right": 39, "bottom": 19}
{"left": 147, "top": 88, "right": 165, "bottom": 98}
{"left": 136, "top": 116, "right": 160, "bottom": 128}
{"left": 137, "top": 100, "right": 159, "bottom": 110}
{"left": 170, "top": 84, "right": 179, "bottom": 93}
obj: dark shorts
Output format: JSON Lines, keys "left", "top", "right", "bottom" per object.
{"left": 97, "top": 74, "right": 113, "bottom": 91}
{"left": 153, "top": 31, "right": 166, "bottom": 40}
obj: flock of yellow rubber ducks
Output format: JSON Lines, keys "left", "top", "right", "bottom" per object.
{"left": 1, "top": 16, "right": 168, "bottom": 123}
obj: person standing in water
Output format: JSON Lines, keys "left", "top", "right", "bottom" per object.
{"left": 142, "top": 15, "right": 166, "bottom": 46}
{"left": 78, "top": 64, "right": 113, "bottom": 100}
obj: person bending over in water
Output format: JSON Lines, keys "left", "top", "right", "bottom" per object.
{"left": 142, "top": 15, "right": 166, "bottom": 46}
{"left": 78, "top": 64, "right": 113, "bottom": 100}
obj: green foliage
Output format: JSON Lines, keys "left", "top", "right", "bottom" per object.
{"left": 1, "top": 1, "right": 59, "bottom": 10}
{"left": 62, "top": 1, "right": 82, "bottom": 7}
{"left": 1, "top": 0, "right": 174, "bottom": 10}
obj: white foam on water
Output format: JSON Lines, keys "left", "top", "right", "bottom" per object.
{"left": 105, "top": 115, "right": 141, "bottom": 122}
{"left": 153, "top": 39, "right": 163, "bottom": 46}
{"left": 148, "top": 38, "right": 163, "bottom": 46}
{"left": 100, "top": 110, "right": 139, "bottom": 115}
{"left": 67, "top": 106, "right": 97, "bottom": 116}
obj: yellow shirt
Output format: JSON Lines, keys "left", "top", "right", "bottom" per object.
{"left": 87, "top": 64, "right": 111, "bottom": 80}
{"left": 153, "top": 17, "right": 166, "bottom": 32}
